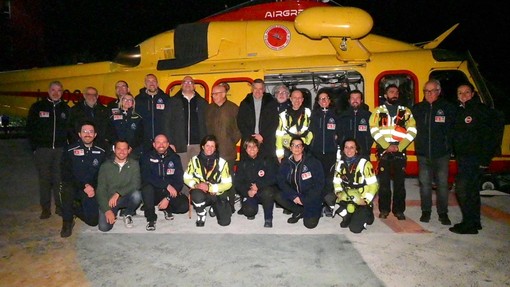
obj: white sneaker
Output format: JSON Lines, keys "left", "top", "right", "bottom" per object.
{"left": 123, "top": 215, "right": 134, "bottom": 228}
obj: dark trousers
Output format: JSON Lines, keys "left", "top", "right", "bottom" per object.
{"left": 61, "top": 182, "right": 99, "bottom": 226}
{"left": 240, "top": 186, "right": 275, "bottom": 220}
{"left": 377, "top": 152, "right": 407, "bottom": 214}
{"left": 190, "top": 189, "right": 231, "bottom": 226}
{"left": 273, "top": 191, "right": 320, "bottom": 229}
{"left": 418, "top": 155, "right": 450, "bottom": 214}
{"left": 141, "top": 184, "right": 189, "bottom": 222}
{"left": 98, "top": 191, "right": 142, "bottom": 232}
{"left": 455, "top": 157, "right": 482, "bottom": 227}
{"left": 34, "top": 147, "right": 63, "bottom": 211}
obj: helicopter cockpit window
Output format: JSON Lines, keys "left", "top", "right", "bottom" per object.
{"left": 377, "top": 74, "right": 416, "bottom": 107}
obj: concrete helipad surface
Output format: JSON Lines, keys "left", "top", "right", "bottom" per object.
{"left": 1, "top": 139, "right": 509, "bottom": 287}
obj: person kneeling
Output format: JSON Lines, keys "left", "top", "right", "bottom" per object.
{"left": 96, "top": 140, "right": 142, "bottom": 232}
{"left": 326, "top": 139, "right": 378, "bottom": 233}
{"left": 183, "top": 135, "right": 232, "bottom": 227}
{"left": 274, "top": 137, "right": 325, "bottom": 229}
{"left": 140, "top": 135, "right": 189, "bottom": 231}
{"left": 235, "top": 138, "right": 277, "bottom": 228}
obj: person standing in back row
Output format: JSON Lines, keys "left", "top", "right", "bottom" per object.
{"left": 27, "top": 80, "right": 70, "bottom": 219}
{"left": 166, "top": 76, "right": 208, "bottom": 174}
{"left": 449, "top": 83, "right": 498, "bottom": 234}
{"left": 135, "top": 74, "right": 170, "bottom": 153}
{"left": 369, "top": 84, "right": 416, "bottom": 220}
{"left": 237, "top": 79, "right": 279, "bottom": 161}
{"left": 206, "top": 83, "right": 242, "bottom": 212}
{"left": 412, "top": 79, "right": 456, "bottom": 225}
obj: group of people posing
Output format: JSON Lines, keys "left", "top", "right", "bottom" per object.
{"left": 26, "top": 74, "right": 499, "bottom": 237}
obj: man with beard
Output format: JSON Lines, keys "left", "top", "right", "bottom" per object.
{"left": 369, "top": 84, "right": 416, "bottom": 220}
{"left": 337, "top": 90, "right": 373, "bottom": 161}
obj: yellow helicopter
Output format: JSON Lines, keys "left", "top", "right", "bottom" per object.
{"left": 0, "top": 0, "right": 508, "bottom": 184}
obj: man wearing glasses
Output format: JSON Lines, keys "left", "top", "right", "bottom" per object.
{"left": 412, "top": 79, "right": 456, "bottom": 225}
{"left": 60, "top": 121, "right": 106, "bottom": 237}
{"left": 205, "top": 83, "right": 242, "bottom": 212}
{"left": 68, "top": 86, "right": 110, "bottom": 151}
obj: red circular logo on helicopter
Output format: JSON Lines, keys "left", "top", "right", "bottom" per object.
{"left": 264, "top": 25, "right": 291, "bottom": 50}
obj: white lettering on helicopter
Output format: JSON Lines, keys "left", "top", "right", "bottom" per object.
{"left": 264, "top": 9, "right": 304, "bottom": 18}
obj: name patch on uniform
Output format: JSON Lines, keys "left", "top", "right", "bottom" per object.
{"left": 301, "top": 171, "right": 312, "bottom": 180}
{"left": 258, "top": 170, "right": 265, "bottom": 177}
{"left": 113, "top": 115, "right": 123, "bottom": 121}
{"left": 73, "top": 149, "right": 85, "bottom": 156}
{"left": 92, "top": 151, "right": 101, "bottom": 154}
{"left": 358, "top": 125, "right": 368, "bottom": 131}
{"left": 150, "top": 158, "right": 159, "bottom": 163}
{"left": 435, "top": 116, "right": 445, "bottom": 123}
{"left": 39, "top": 111, "right": 50, "bottom": 118}
{"left": 327, "top": 118, "right": 336, "bottom": 130}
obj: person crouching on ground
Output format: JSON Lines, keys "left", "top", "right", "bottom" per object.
{"left": 274, "top": 136, "right": 324, "bottom": 229}
{"left": 183, "top": 135, "right": 233, "bottom": 227}
{"left": 140, "top": 134, "right": 189, "bottom": 231}
{"left": 235, "top": 138, "right": 278, "bottom": 228}
{"left": 327, "top": 139, "right": 378, "bottom": 233}
{"left": 96, "top": 140, "right": 142, "bottom": 232}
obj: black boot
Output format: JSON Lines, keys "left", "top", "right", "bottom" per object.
{"left": 60, "top": 220, "right": 75, "bottom": 238}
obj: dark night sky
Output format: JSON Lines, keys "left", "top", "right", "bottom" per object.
{"left": 2, "top": 0, "right": 508, "bottom": 112}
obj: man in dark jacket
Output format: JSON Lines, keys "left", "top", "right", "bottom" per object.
{"left": 412, "top": 79, "right": 456, "bottom": 225}
{"left": 166, "top": 75, "right": 208, "bottom": 172}
{"left": 60, "top": 121, "right": 106, "bottom": 237}
{"left": 68, "top": 86, "right": 111, "bottom": 151}
{"left": 337, "top": 90, "right": 373, "bottom": 160}
{"left": 135, "top": 74, "right": 170, "bottom": 153}
{"left": 450, "top": 83, "right": 498, "bottom": 234}
{"left": 237, "top": 79, "right": 279, "bottom": 161}
{"left": 140, "top": 134, "right": 189, "bottom": 231}
{"left": 26, "top": 80, "right": 70, "bottom": 219}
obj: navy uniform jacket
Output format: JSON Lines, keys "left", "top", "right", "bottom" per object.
{"left": 140, "top": 148, "right": 184, "bottom": 192}
{"left": 26, "top": 97, "right": 70, "bottom": 150}
{"left": 412, "top": 98, "right": 456, "bottom": 159}
{"left": 277, "top": 154, "right": 324, "bottom": 218}
{"left": 135, "top": 88, "right": 170, "bottom": 147}
{"left": 337, "top": 107, "right": 373, "bottom": 158}
{"left": 61, "top": 140, "right": 106, "bottom": 190}
{"left": 109, "top": 108, "right": 144, "bottom": 151}
{"left": 234, "top": 155, "right": 277, "bottom": 197}
{"left": 309, "top": 108, "right": 339, "bottom": 155}
{"left": 452, "top": 97, "right": 497, "bottom": 166}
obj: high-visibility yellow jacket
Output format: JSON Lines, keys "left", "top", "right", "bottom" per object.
{"left": 275, "top": 107, "right": 313, "bottom": 159}
{"left": 333, "top": 157, "right": 378, "bottom": 205}
{"left": 183, "top": 155, "right": 232, "bottom": 195}
{"left": 369, "top": 104, "right": 417, "bottom": 153}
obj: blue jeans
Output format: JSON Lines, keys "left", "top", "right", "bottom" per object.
{"left": 98, "top": 191, "right": 142, "bottom": 232}
{"left": 418, "top": 155, "right": 450, "bottom": 215}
